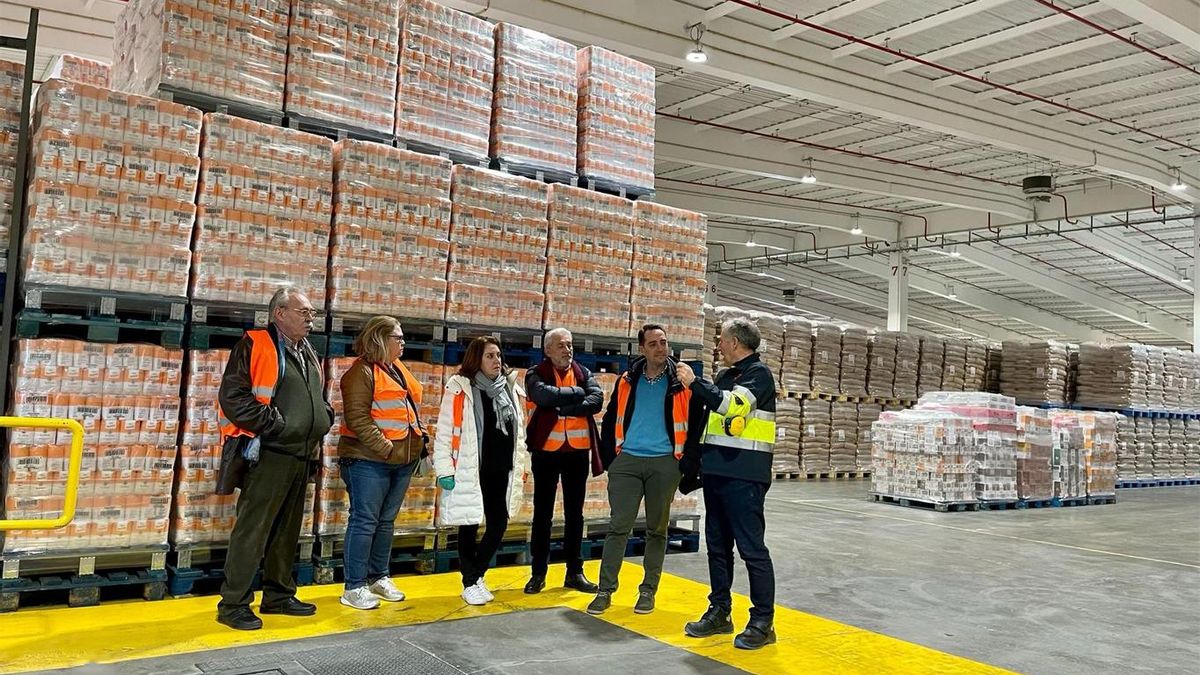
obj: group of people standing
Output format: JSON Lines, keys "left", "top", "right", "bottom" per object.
{"left": 213, "top": 286, "right": 780, "bottom": 651}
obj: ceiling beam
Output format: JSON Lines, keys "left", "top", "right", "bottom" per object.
{"left": 831, "top": 0, "right": 1012, "bottom": 59}
{"left": 1011, "top": 69, "right": 1186, "bottom": 113}
{"left": 974, "top": 43, "right": 1196, "bottom": 100}
{"left": 770, "top": 0, "right": 892, "bottom": 41}
{"left": 1053, "top": 227, "right": 1192, "bottom": 293}
{"left": 660, "top": 84, "right": 745, "bottom": 114}
{"left": 884, "top": 2, "right": 1108, "bottom": 75}
{"left": 655, "top": 185, "right": 900, "bottom": 239}
{"left": 702, "top": 96, "right": 796, "bottom": 126}
{"left": 1098, "top": 0, "right": 1200, "bottom": 48}
{"left": 703, "top": 1, "right": 743, "bottom": 23}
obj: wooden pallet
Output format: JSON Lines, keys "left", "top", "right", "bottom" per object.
{"left": 870, "top": 493, "right": 979, "bottom": 512}
{"left": 773, "top": 472, "right": 802, "bottom": 481}
{"left": 832, "top": 470, "right": 871, "bottom": 480}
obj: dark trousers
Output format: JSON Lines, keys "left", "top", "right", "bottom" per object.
{"left": 599, "top": 453, "right": 681, "bottom": 594}
{"left": 342, "top": 458, "right": 416, "bottom": 590}
{"left": 530, "top": 449, "right": 590, "bottom": 577}
{"left": 458, "top": 468, "right": 511, "bottom": 587}
{"left": 218, "top": 449, "right": 310, "bottom": 612}
{"left": 704, "top": 473, "right": 776, "bottom": 623}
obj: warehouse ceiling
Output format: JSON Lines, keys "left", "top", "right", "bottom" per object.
{"left": 5, "top": 0, "right": 1200, "bottom": 346}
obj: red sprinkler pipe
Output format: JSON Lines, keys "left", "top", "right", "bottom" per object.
{"left": 726, "top": 0, "right": 1198, "bottom": 154}
{"left": 1030, "top": 0, "right": 1200, "bottom": 77}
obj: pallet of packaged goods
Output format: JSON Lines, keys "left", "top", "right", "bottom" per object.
{"left": 1154, "top": 416, "right": 1185, "bottom": 479}
{"left": 941, "top": 338, "right": 967, "bottom": 392}
{"left": 191, "top": 114, "right": 331, "bottom": 309}
{"left": 42, "top": 54, "right": 111, "bottom": 88}
{"left": 1075, "top": 343, "right": 1150, "bottom": 411}
{"left": 894, "top": 333, "right": 920, "bottom": 400}
{"left": 964, "top": 340, "right": 988, "bottom": 392}
{"left": 576, "top": 46, "right": 655, "bottom": 196}
{"left": 1115, "top": 414, "right": 1136, "bottom": 481}
{"left": 330, "top": 141, "right": 451, "bottom": 323}
{"left": 1187, "top": 418, "right": 1200, "bottom": 478}
{"left": 811, "top": 323, "right": 841, "bottom": 395}
{"left": 113, "top": 0, "right": 289, "bottom": 119}
{"left": 916, "top": 336, "right": 944, "bottom": 397}
{"left": 0, "top": 61, "right": 22, "bottom": 285}
{"left": 781, "top": 317, "right": 813, "bottom": 396}
{"left": 543, "top": 185, "right": 633, "bottom": 338}
{"left": 999, "top": 340, "right": 1069, "bottom": 406}
{"left": 750, "top": 311, "right": 785, "bottom": 385}
{"left": 870, "top": 408, "right": 977, "bottom": 508}
{"left": 1077, "top": 412, "right": 1118, "bottom": 500}
{"left": 866, "top": 331, "right": 897, "bottom": 400}
{"left": 1145, "top": 346, "right": 1167, "bottom": 410}
{"left": 630, "top": 202, "right": 707, "bottom": 348}
{"left": 920, "top": 392, "right": 1019, "bottom": 505}
{"left": 829, "top": 401, "right": 858, "bottom": 473}
{"left": 1049, "top": 412, "right": 1090, "bottom": 503}
{"left": 800, "top": 398, "right": 831, "bottom": 476}
{"left": 395, "top": 0, "right": 494, "bottom": 163}
{"left": 491, "top": 23, "right": 577, "bottom": 181}
{"left": 839, "top": 327, "right": 869, "bottom": 398}
{"left": 701, "top": 305, "right": 720, "bottom": 378}
{"left": 283, "top": 0, "right": 399, "bottom": 140}
{"left": 2, "top": 339, "right": 180, "bottom": 603}
{"left": 447, "top": 166, "right": 548, "bottom": 330}
{"left": 1015, "top": 407, "right": 1053, "bottom": 503}
{"left": 774, "top": 397, "right": 801, "bottom": 475}
{"left": 856, "top": 403, "right": 881, "bottom": 473}
{"left": 23, "top": 80, "right": 201, "bottom": 301}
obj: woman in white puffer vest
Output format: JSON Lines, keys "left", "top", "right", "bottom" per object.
{"left": 433, "top": 336, "right": 529, "bottom": 606}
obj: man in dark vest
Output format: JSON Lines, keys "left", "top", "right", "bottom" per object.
{"left": 215, "top": 286, "right": 334, "bottom": 630}
{"left": 524, "top": 327, "right": 604, "bottom": 594}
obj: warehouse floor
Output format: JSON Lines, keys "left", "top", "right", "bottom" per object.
{"left": 3, "top": 482, "right": 1197, "bottom": 675}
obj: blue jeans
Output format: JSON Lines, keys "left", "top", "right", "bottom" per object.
{"left": 342, "top": 458, "right": 416, "bottom": 590}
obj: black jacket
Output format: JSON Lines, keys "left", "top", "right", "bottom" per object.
{"left": 599, "top": 356, "right": 685, "bottom": 470}
{"left": 684, "top": 352, "right": 777, "bottom": 485}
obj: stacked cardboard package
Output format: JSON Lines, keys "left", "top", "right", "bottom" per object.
{"left": 114, "top": 0, "right": 290, "bottom": 111}
{"left": 631, "top": 203, "right": 707, "bottom": 347}
{"left": 811, "top": 323, "right": 841, "bottom": 394}
{"left": 800, "top": 399, "right": 831, "bottom": 474}
{"left": 24, "top": 80, "right": 201, "bottom": 296}
{"left": 917, "top": 337, "right": 944, "bottom": 397}
{"left": 1050, "top": 413, "right": 1086, "bottom": 499}
{"left": 839, "top": 328, "right": 869, "bottom": 398}
{"left": 1015, "top": 407, "right": 1052, "bottom": 500}
{"left": 491, "top": 24, "right": 577, "bottom": 176}
{"left": 192, "top": 114, "right": 331, "bottom": 305}
{"left": 917, "top": 392, "right": 1018, "bottom": 501}
{"left": 576, "top": 47, "right": 655, "bottom": 192}
{"left": 43, "top": 54, "right": 111, "bottom": 88}
{"left": 447, "top": 166, "right": 548, "bottom": 328}
{"left": 866, "top": 331, "right": 897, "bottom": 399}
{"left": 395, "top": 0, "right": 494, "bottom": 160}
{"left": 330, "top": 141, "right": 451, "bottom": 320}
{"left": 781, "top": 317, "right": 813, "bottom": 394}
{"left": 774, "top": 397, "right": 801, "bottom": 474}
{"left": 999, "top": 341, "right": 1069, "bottom": 406}
{"left": 544, "top": 186, "right": 632, "bottom": 337}
{"left": 870, "top": 408, "right": 976, "bottom": 504}
{"left": 4, "top": 340, "right": 181, "bottom": 553}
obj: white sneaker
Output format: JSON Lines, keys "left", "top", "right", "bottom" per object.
{"left": 369, "top": 577, "right": 406, "bottom": 602}
{"left": 475, "top": 578, "right": 494, "bottom": 602}
{"left": 340, "top": 586, "right": 381, "bottom": 610}
{"left": 461, "top": 583, "right": 489, "bottom": 606}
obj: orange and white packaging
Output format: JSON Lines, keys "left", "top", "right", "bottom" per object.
{"left": 43, "top": 54, "right": 112, "bottom": 88}
{"left": 491, "top": 23, "right": 578, "bottom": 175}
{"left": 576, "top": 46, "right": 655, "bottom": 192}
{"left": 0, "top": 60, "right": 22, "bottom": 276}
{"left": 631, "top": 202, "right": 708, "bottom": 346}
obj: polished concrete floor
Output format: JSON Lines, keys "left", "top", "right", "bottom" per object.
{"left": 11, "top": 481, "right": 1200, "bottom": 675}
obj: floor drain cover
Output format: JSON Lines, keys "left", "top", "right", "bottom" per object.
{"left": 199, "top": 661, "right": 313, "bottom": 675}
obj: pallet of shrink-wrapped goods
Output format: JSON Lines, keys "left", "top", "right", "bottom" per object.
{"left": 941, "top": 338, "right": 967, "bottom": 392}
{"left": 1133, "top": 416, "right": 1155, "bottom": 479}
{"left": 330, "top": 141, "right": 451, "bottom": 320}
{"left": 24, "top": 80, "right": 201, "bottom": 296}
{"left": 1050, "top": 412, "right": 1086, "bottom": 499}
{"left": 811, "top": 323, "right": 841, "bottom": 394}
{"left": 839, "top": 327, "right": 869, "bottom": 398}
{"left": 631, "top": 202, "right": 707, "bottom": 347}
{"left": 113, "top": 0, "right": 289, "bottom": 112}
{"left": 1014, "top": 407, "right": 1052, "bottom": 501}
{"left": 576, "top": 46, "right": 654, "bottom": 193}
{"left": 543, "top": 185, "right": 633, "bottom": 337}
{"left": 800, "top": 399, "right": 831, "bottom": 474}
{"left": 1076, "top": 412, "right": 1118, "bottom": 497}
{"left": 191, "top": 114, "right": 331, "bottom": 306}
{"left": 1163, "top": 348, "right": 1185, "bottom": 412}
{"left": 917, "top": 337, "right": 944, "bottom": 397}
{"left": 394, "top": 0, "right": 494, "bottom": 160}
{"left": 774, "top": 397, "right": 801, "bottom": 473}
{"left": 1145, "top": 346, "right": 1167, "bottom": 410}
{"left": 1186, "top": 418, "right": 1200, "bottom": 477}
{"left": 963, "top": 340, "right": 988, "bottom": 392}
{"left": 999, "top": 341, "right": 1069, "bottom": 406}
{"left": 1074, "top": 343, "right": 1150, "bottom": 410}
{"left": 1155, "top": 417, "right": 1184, "bottom": 478}
{"left": 866, "top": 331, "right": 897, "bottom": 399}
{"left": 870, "top": 408, "right": 976, "bottom": 503}
{"left": 0, "top": 61, "right": 21, "bottom": 281}
{"left": 701, "top": 305, "right": 723, "bottom": 378}
{"left": 4, "top": 340, "right": 182, "bottom": 554}
{"left": 1115, "top": 414, "right": 1135, "bottom": 481}
{"left": 917, "top": 392, "right": 1018, "bottom": 501}
{"left": 43, "top": 54, "right": 111, "bottom": 88}
{"left": 447, "top": 166, "right": 548, "bottom": 329}
{"left": 856, "top": 403, "right": 881, "bottom": 471}
{"left": 829, "top": 401, "right": 858, "bottom": 472}
{"left": 781, "top": 317, "right": 813, "bottom": 394}
{"left": 285, "top": 0, "right": 400, "bottom": 135}
{"left": 749, "top": 311, "right": 785, "bottom": 384}
{"left": 491, "top": 23, "right": 577, "bottom": 177}
{"left": 894, "top": 333, "right": 920, "bottom": 400}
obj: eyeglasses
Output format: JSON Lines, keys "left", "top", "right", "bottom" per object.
{"left": 284, "top": 307, "right": 317, "bottom": 319}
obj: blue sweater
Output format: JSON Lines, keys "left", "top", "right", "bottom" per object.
{"left": 621, "top": 376, "right": 672, "bottom": 457}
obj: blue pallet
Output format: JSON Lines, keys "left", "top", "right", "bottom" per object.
{"left": 0, "top": 569, "right": 167, "bottom": 611}
{"left": 166, "top": 562, "right": 314, "bottom": 597}
{"left": 1052, "top": 497, "right": 1089, "bottom": 507}
{"left": 1117, "top": 478, "right": 1200, "bottom": 488}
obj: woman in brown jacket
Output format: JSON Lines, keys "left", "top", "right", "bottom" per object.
{"left": 337, "top": 316, "right": 428, "bottom": 611}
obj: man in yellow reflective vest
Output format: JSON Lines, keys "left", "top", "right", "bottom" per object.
{"left": 676, "top": 316, "right": 778, "bottom": 650}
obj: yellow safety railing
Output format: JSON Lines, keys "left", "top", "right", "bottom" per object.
{"left": 0, "top": 416, "right": 85, "bottom": 531}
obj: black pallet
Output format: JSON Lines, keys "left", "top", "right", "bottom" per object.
{"left": 433, "top": 539, "right": 531, "bottom": 574}
{"left": 157, "top": 85, "right": 284, "bottom": 125}
{"left": 0, "top": 546, "right": 168, "bottom": 612}
{"left": 1017, "top": 498, "right": 1054, "bottom": 509}
{"left": 622, "top": 528, "right": 701, "bottom": 557}
{"left": 490, "top": 158, "right": 578, "bottom": 187}
{"left": 167, "top": 541, "right": 315, "bottom": 596}
{"left": 871, "top": 493, "right": 979, "bottom": 512}
{"left": 312, "top": 532, "right": 437, "bottom": 584}
{"left": 285, "top": 112, "right": 394, "bottom": 144}
{"left": 978, "top": 499, "right": 1020, "bottom": 511}
{"left": 394, "top": 138, "right": 490, "bottom": 167}
{"left": 1086, "top": 494, "right": 1118, "bottom": 506}
{"left": 1054, "top": 497, "right": 1089, "bottom": 507}
{"left": 579, "top": 175, "right": 655, "bottom": 200}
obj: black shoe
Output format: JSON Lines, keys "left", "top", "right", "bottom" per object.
{"left": 217, "top": 606, "right": 263, "bottom": 631}
{"left": 684, "top": 605, "right": 734, "bottom": 638}
{"left": 563, "top": 573, "right": 599, "bottom": 593}
{"left": 734, "top": 621, "right": 777, "bottom": 650}
{"left": 259, "top": 597, "right": 317, "bottom": 616}
{"left": 634, "top": 591, "right": 655, "bottom": 615}
{"left": 586, "top": 591, "right": 612, "bottom": 615}
{"left": 524, "top": 575, "right": 546, "bottom": 594}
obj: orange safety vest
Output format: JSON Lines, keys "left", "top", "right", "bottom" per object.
{"left": 613, "top": 373, "right": 691, "bottom": 459}
{"left": 449, "top": 390, "right": 467, "bottom": 468}
{"left": 340, "top": 359, "right": 424, "bottom": 441}
{"left": 544, "top": 368, "right": 592, "bottom": 451}
{"left": 218, "top": 329, "right": 282, "bottom": 440}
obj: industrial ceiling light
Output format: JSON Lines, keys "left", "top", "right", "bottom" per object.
{"left": 1180, "top": 267, "right": 1191, "bottom": 283}
{"left": 850, "top": 213, "right": 862, "bottom": 235}
{"left": 745, "top": 232, "right": 757, "bottom": 247}
{"left": 685, "top": 22, "right": 708, "bottom": 63}
{"left": 800, "top": 157, "right": 818, "bottom": 185}
{"left": 949, "top": 245, "right": 962, "bottom": 258}
{"left": 1170, "top": 168, "right": 1187, "bottom": 192}
{"left": 947, "top": 285, "right": 958, "bottom": 300}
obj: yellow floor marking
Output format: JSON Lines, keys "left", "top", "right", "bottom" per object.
{"left": 773, "top": 497, "right": 1200, "bottom": 569}
{"left": 0, "top": 560, "right": 1014, "bottom": 675}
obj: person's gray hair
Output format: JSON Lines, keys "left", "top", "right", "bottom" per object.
{"left": 721, "top": 317, "right": 761, "bottom": 352}
{"left": 268, "top": 285, "right": 305, "bottom": 321}
{"left": 544, "top": 327, "right": 572, "bottom": 345}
